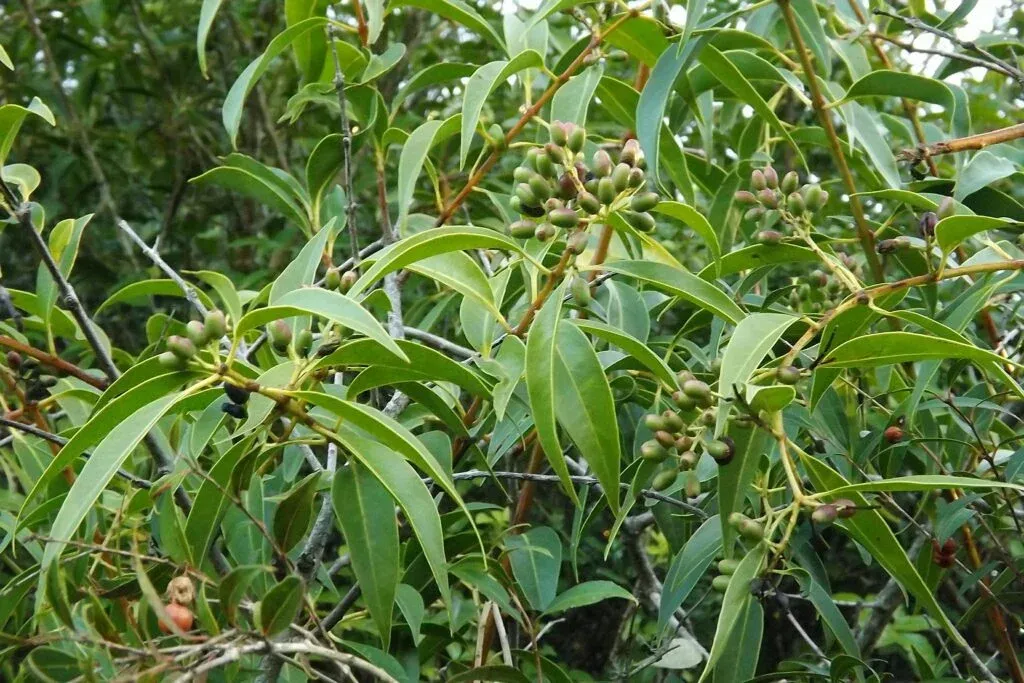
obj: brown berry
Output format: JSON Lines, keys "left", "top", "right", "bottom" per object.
{"left": 884, "top": 425, "right": 904, "bottom": 443}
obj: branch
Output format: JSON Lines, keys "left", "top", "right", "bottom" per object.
{"left": 899, "top": 123, "right": 1024, "bottom": 165}
{"left": 401, "top": 327, "right": 474, "bottom": 359}
{"left": 328, "top": 14, "right": 361, "bottom": 265}
{"left": 0, "top": 335, "right": 107, "bottom": 390}
{"left": 117, "top": 220, "right": 209, "bottom": 317}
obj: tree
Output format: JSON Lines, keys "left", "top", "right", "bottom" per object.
{"left": 2, "top": 0, "right": 1024, "bottom": 680}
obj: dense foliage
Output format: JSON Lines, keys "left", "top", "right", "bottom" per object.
{"left": 2, "top": 0, "right": 1024, "bottom": 680}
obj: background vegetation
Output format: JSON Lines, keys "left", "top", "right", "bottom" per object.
{"left": 1, "top": 0, "right": 1024, "bottom": 680}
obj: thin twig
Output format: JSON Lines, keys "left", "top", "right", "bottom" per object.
{"left": 117, "top": 220, "right": 209, "bottom": 317}
{"left": 0, "top": 335, "right": 107, "bottom": 389}
{"left": 401, "top": 327, "right": 474, "bottom": 359}
{"left": 329, "top": 12, "right": 361, "bottom": 265}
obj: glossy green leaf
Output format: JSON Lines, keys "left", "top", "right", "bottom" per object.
{"left": 717, "top": 425, "right": 771, "bottom": 555}
{"left": 507, "top": 526, "right": 561, "bottom": 612}
{"left": 196, "top": 0, "right": 227, "bottom": 79}
{"left": 698, "top": 544, "right": 766, "bottom": 682}
{"left": 551, "top": 63, "right": 603, "bottom": 126}
{"left": 659, "top": 515, "right": 722, "bottom": 634}
{"left": 573, "top": 319, "right": 677, "bottom": 389}
{"left": 190, "top": 163, "right": 309, "bottom": 231}
{"left": 653, "top": 201, "right": 721, "bottom": 265}
{"left": 0, "top": 98, "right": 56, "bottom": 165}
{"left": 272, "top": 471, "right": 320, "bottom": 552}
{"left": 955, "top": 151, "right": 1017, "bottom": 202}
{"left": 257, "top": 575, "right": 304, "bottom": 636}
{"left": 219, "top": 565, "right": 266, "bottom": 625}
{"left": 934, "top": 214, "right": 1015, "bottom": 255}
{"left": 543, "top": 580, "right": 635, "bottom": 615}
{"left": 269, "top": 218, "right": 336, "bottom": 304}
{"left": 598, "top": 261, "right": 745, "bottom": 324}
{"left": 816, "top": 474, "right": 1024, "bottom": 497}
{"left": 716, "top": 313, "right": 795, "bottom": 434}
{"left": 333, "top": 460, "right": 399, "bottom": 648}
{"left": 185, "top": 437, "right": 257, "bottom": 563}
{"left": 390, "top": 0, "right": 503, "bottom": 47}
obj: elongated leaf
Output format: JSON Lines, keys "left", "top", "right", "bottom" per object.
{"left": 220, "top": 565, "right": 266, "bottom": 625}
{"left": 269, "top": 218, "right": 335, "bottom": 304}
{"left": 42, "top": 393, "right": 183, "bottom": 569}
{"left": 553, "top": 320, "right": 620, "bottom": 512}
{"left": 223, "top": 18, "right": 327, "bottom": 147}
{"left": 190, "top": 165, "right": 309, "bottom": 231}
{"left": 350, "top": 226, "right": 528, "bottom": 297}
{"left": 272, "top": 471, "right": 320, "bottom": 551}
{"left": 390, "top": 0, "right": 504, "bottom": 47}
{"left": 551, "top": 63, "right": 603, "bottom": 126}
{"left": 955, "top": 151, "right": 1017, "bottom": 202}
{"left": 717, "top": 425, "right": 771, "bottom": 554}
{"left": 197, "top": 0, "right": 227, "bottom": 79}
{"left": 525, "top": 283, "right": 579, "bottom": 507}
{"left": 335, "top": 431, "right": 450, "bottom": 604}
{"left": 934, "top": 214, "right": 1015, "bottom": 255}
{"left": 305, "top": 134, "right": 345, "bottom": 208}
{"left": 407, "top": 251, "right": 505, "bottom": 321}
{"left": 659, "top": 515, "right": 722, "bottom": 634}
{"left": 716, "top": 313, "right": 795, "bottom": 434}
{"left": 396, "top": 116, "right": 450, "bottom": 227}
{"left": 598, "top": 261, "right": 744, "bottom": 324}
{"left": 0, "top": 98, "right": 56, "bottom": 165}
{"left": 817, "top": 474, "right": 1024, "bottom": 497}
{"left": 184, "top": 436, "right": 257, "bottom": 563}
{"left": 333, "top": 460, "right": 399, "bottom": 648}
{"left": 257, "top": 575, "right": 304, "bottom": 636}
{"left": 507, "top": 526, "right": 561, "bottom": 611}
{"left": 821, "top": 332, "right": 1017, "bottom": 374}
{"left": 460, "top": 51, "right": 543, "bottom": 168}
{"left": 573, "top": 319, "right": 677, "bottom": 389}
{"left": 543, "top": 580, "right": 635, "bottom": 615}
{"left": 653, "top": 201, "right": 721, "bottom": 265}
{"left": 698, "top": 544, "right": 766, "bottom": 682}
{"left": 234, "top": 288, "right": 405, "bottom": 361}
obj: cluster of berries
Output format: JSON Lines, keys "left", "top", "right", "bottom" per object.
{"left": 735, "top": 164, "right": 828, "bottom": 233}
{"left": 158, "top": 309, "right": 228, "bottom": 370}
{"left": 786, "top": 268, "right": 853, "bottom": 314}
{"left": 508, "top": 124, "right": 659, "bottom": 242}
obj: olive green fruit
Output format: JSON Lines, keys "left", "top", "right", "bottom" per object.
{"left": 185, "top": 320, "right": 207, "bottom": 347}
{"left": 566, "top": 230, "right": 589, "bottom": 255}
{"left": 802, "top": 184, "right": 824, "bottom": 210}
{"left": 662, "top": 410, "right": 685, "bottom": 432}
{"left": 513, "top": 166, "right": 533, "bottom": 184}
{"left": 811, "top": 504, "right": 838, "bottom": 524}
{"left": 808, "top": 270, "right": 828, "bottom": 287}
{"left": 682, "top": 379, "right": 711, "bottom": 400}
{"left": 204, "top": 309, "right": 228, "bottom": 338}
{"left": 525, "top": 147, "right": 542, "bottom": 171}
{"left": 592, "top": 149, "right": 613, "bottom": 177}
{"left": 640, "top": 439, "right": 668, "bottom": 462}
{"left": 786, "top": 192, "right": 806, "bottom": 215}
{"left": 780, "top": 170, "right": 799, "bottom": 195}
{"left": 158, "top": 351, "right": 185, "bottom": 370}
{"left": 718, "top": 559, "right": 740, "bottom": 575}
{"left": 584, "top": 178, "right": 599, "bottom": 194}
{"left": 577, "top": 191, "right": 601, "bottom": 215}
{"left": 549, "top": 120, "right": 569, "bottom": 146}
{"left": 679, "top": 450, "right": 698, "bottom": 469}
{"left": 700, "top": 409, "right": 716, "bottom": 426}
{"left": 728, "top": 512, "right": 749, "bottom": 528}
{"left": 515, "top": 183, "right": 537, "bottom": 206}
{"left": 488, "top": 123, "right": 506, "bottom": 149}
{"left": 750, "top": 169, "right": 767, "bottom": 191}
{"left": 630, "top": 191, "right": 660, "bottom": 213}
{"left": 534, "top": 222, "right": 556, "bottom": 242}
{"left": 833, "top": 498, "right": 857, "bottom": 518}
{"left": 937, "top": 195, "right": 955, "bottom": 220}
{"left": 712, "top": 575, "right": 731, "bottom": 592}
{"left": 611, "top": 163, "right": 630, "bottom": 193}
{"left": 711, "top": 358, "right": 722, "bottom": 373}
{"left": 763, "top": 165, "right": 779, "bottom": 189}
{"left": 626, "top": 167, "right": 645, "bottom": 189}
{"left": 544, "top": 197, "right": 564, "bottom": 213}
{"left": 672, "top": 390, "right": 696, "bottom": 410}
{"left": 597, "top": 177, "right": 617, "bottom": 205}
{"left": 167, "top": 335, "right": 196, "bottom": 360}
{"left": 528, "top": 175, "right": 552, "bottom": 201}
{"left": 734, "top": 190, "right": 757, "bottom": 204}
{"left": 677, "top": 370, "right": 696, "bottom": 384}
{"left": 644, "top": 413, "right": 668, "bottom": 431}
{"left": 339, "top": 270, "right": 358, "bottom": 294}
{"left": 876, "top": 238, "right": 900, "bottom": 254}
{"left": 626, "top": 211, "right": 656, "bottom": 233}
{"left": 567, "top": 126, "right": 586, "bottom": 154}
{"left": 757, "top": 230, "right": 783, "bottom": 245}
{"left": 570, "top": 275, "right": 591, "bottom": 307}
{"left": 757, "top": 188, "right": 778, "bottom": 208}
{"left": 652, "top": 469, "right": 678, "bottom": 491}
{"left": 775, "top": 365, "right": 801, "bottom": 385}
{"left": 295, "top": 329, "right": 314, "bottom": 356}
{"left": 544, "top": 142, "right": 565, "bottom": 165}
{"left": 509, "top": 219, "right": 537, "bottom": 239}
{"left": 705, "top": 439, "right": 732, "bottom": 463}
{"left": 684, "top": 470, "right": 701, "bottom": 498}
{"left": 620, "top": 139, "right": 641, "bottom": 166}
{"left": 268, "top": 320, "right": 292, "bottom": 353}
{"left": 535, "top": 153, "right": 556, "bottom": 178}
{"left": 675, "top": 435, "right": 693, "bottom": 451}
{"left": 654, "top": 430, "right": 676, "bottom": 449}
{"left": 549, "top": 207, "right": 580, "bottom": 228}
{"left": 744, "top": 206, "right": 765, "bottom": 221}
{"left": 738, "top": 519, "right": 765, "bottom": 541}
{"left": 324, "top": 267, "right": 342, "bottom": 290}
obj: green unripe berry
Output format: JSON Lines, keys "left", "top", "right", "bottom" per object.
{"left": 679, "top": 450, "right": 698, "bottom": 469}
{"left": 718, "top": 559, "right": 740, "bottom": 575}
{"left": 570, "top": 274, "right": 591, "bottom": 307}
{"left": 757, "top": 230, "right": 783, "bottom": 245}
{"left": 776, "top": 366, "right": 801, "bottom": 385}
{"left": 324, "top": 267, "right": 342, "bottom": 290}
{"left": 700, "top": 409, "right": 716, "bottom": 426}
{"left": 644, "top": 413, "right": 668, "bottom": 432}
{"left": 652, "top": 468, "right": 678, "bottom": 491}
{"left": 339, "top": 270, "right": 358, "bottom": 294}
{"left": 626, "top": 167, "right": 645, "bottom": 189}
{"left": 515, "top": 183, "right": 538, "bottom": 206}
{"left": 672, "top": 390, "right": 696, "bottom": 411}
{"left": 786, "top": 192, "right": 806, "bottom": 215}
{"left": 488, "top": 124, "right": 505, "bottom": 150}
{"left": 567, "top": 126, "right": 586, "bottom": 154}
{"left": 738, "top": 519, "right": 765, "bottom": 541}
{"left": 682, "top": 379, "right": 711, "bottom": 400}
{"left": 757, "top": 188, "right": 778, "bottom": 209}
{"left": 734, "top": 190, "right": 758, "bottom": 205}
{"left": 186, "top": 320, "right": 207, "bottom": 347}
{"left": 712, "top": 575, "right": 731, "bottom": 592}
{"left": 268, "top": 320, "right": 292, "bottom": 353}
{"left": 528, "top": 175, "right": 552, "bottom": 202}
{"left": 295, "top": 329, "right": 314, "bottom": 357}
{"left": 662, "top": 410, "right": 685, "bottom": 432}
{"left": 750, "top": 169, "right": 767, "bottom": 191}
{"left": 811, "top": 504, "right": 838, "bottom": 524}
{"left": 597, "top": 177, "right": 617, "bottom": 205}
{"left": 763, "top": 165, "right": 779, "bottom": 189}
{"left": 513, "top": 166, "right": 533, "bottom": 184}
{"left": 744, "top": 206, "right": 765, "bottom": 222}
{"left": 167, "top": 335, "right": 196, "bottom": 360}
{"left": 620, "top": 139, "right": 641, "bottom": 166}
{"left": 640, "top": 439, "right": 668, "bottom": 462}
{"left": 549, "top": 120, "right": 569, "bottom": 146}
{"left": 803, "top": 184, "right": 825, "bottom": 210}
{"left": 705, "top": 439, "right": 732, "bottom": 464}
{"left": 534, "top": 222, "right": 556, "bottom": 242}
{"left": 577, "top": 191, "right": 601, "bottom": 215}
{"left": 592, "top": 149, "right": 613, "bottom": 177}
{"left": 684, "top": 470, "right": 701, "bottom": 498}
{"left": 630, "top": 191, "right": 660, "bottom": 213}
{"left": 544, "top": 197, "right": 565, "bottom": 214}
{"left": 675, "top": 435, "right": 693, "bottom": 452}
{"left": 158, "top": 351, "right": 185, "bottom": 370}
{"left": 535, "top": 153, "right": 556, "bottom": 179}
{"left": 526, "top": 147, "right": 542, "bottom": 171}
{"left": 780, "top": 170, "right": 799, "bottom": 195}
{"left": 549, "top": 207, "right": 580, "bottom": 228}
{"left": 611, "top": 163, "right": 630, "bottom": 193}
{"left": 626, "top": 211, "right": 656, "bottom": 233}
{"left": 728, "top": 512, "right": 749, "bottom": 528}
{"left": 566, "top": 230, "right": 589, "bottom": 255}
{"left": 204, "top": 309, "right": 227, "bottom": 339}
{"left": 544, "top": 142, "right": 565, "bottom": 165}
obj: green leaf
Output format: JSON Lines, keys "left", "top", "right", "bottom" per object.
{"left": 712, "top": 597, "right": 763, "bottom": 683}
{"left": 697, "top": 45, "right": 803, "bottom": 166}
{"left": 389, "top": 0, "right": 504, "bottom": 48}
{"left": 360, "top": 43, "right": 407, "bottom": 84}
{"left": 272, "top": 471, "right": 320, "bottom": 552}
{"left": 598, "top": 261, "right": 744, "bottom": 324}
{"left": 448, "top": 667, "right": 531, "bottom": 683}
{"left": 0, "top": 98, "right": 56, "bottom": 165}
{"left": 507, "top": 526, "right": 561, "bottom": 611}
{"left": 460, "top": 51, "right": 543, "bottom": 168}
{"left": 234, "top": 288, "right": 406, "bottom": 362}
{"left": 41, "top": 393, "right": 183, "bottom": 569}
{"left": 391, "top": 63, "right": 476, "bottom": 114}
{"left": 365, "top": 0, "right": 386, "bottom": 43}
{"left": 716, "top": 313, "right": 795, "bottom": 434}
{"left": 553, "top": 320, "right": 621, "bottom": 512}
{"left": 305, "top": 134, "right": 345, "bottom": 209}
{"left": 219, "top": 565, "right": 266, "bottom": 625}
{"left": 795, "top": 572, "right": 860, "bottom": 660}
{"left": 699, "top": 243, "right": 819, "bottom": 279}
{"left": 652, "top": 201, "right": 721, "bottom": 266}
{"left": 394, "top": 583, "right": 424, "bottom": 645}
{"left": 525, "top": 283, "right": 579, "bottom": 508}
{"left": 269, "top": 218, "right": 336, "bottom": 305}
{"left": 333, "top": 460, "right": 399, "bottom": 648}
{"left": 222, "top": 18, "right": 328, "bottom": 147}
{"left": 286, "top": 0, "right": 328, "bottom": 82}
{"left": 840, "top": 100, "right": 901, "bottom": 189}
{"left": 190, "top": 163, "right": 310, "bottom": 231}
{"left": 350, "top": 226, "right": 529, "bottom": 297}
{"left": 841, "top": 69, "right": 968, "bottom": 139}
{"left": 0, "top": 44, "right": 12, "bottom": 70}
{"left": 395, "top": 115, "right": 458, "bottom": 228}
{"left": 572, "top": 319, "right": 677, "bottom": 389}
{"left": 955, "top": 151, "right": 1017, "bottom": 202}
{"left": 800, "top": 452, "right": 968, "bottom": 648}
{"left": 934, "top": 214, "right": 1016, "bottom": 255}
{"left": 659, "top": 515, "right": 722, "bottom": 634}
{"left": 185, "top": 437, "right": 257, "bottom": 563}
{"left": 97, "top": 279, "right": 216, "bottom": 314}
{"left": 697, "top": 544, "right": 766, "bottom": 682}
{"left": 551, "top": 63, "right": 604, "bottom": 126}
{"left": 815, "top": 474, "right": 1024, "bottom": 497}
{"left": 257, "top": 575, "right": 304, "bottom": 636}
{"left": 334, "top": 431, "right": 450, "bottom": 605}
{"left": 543, "top": 580, "right": 635, "bottom": 615}
{"left": 406, "top": 251, "right": 506, "bottom": 322}
{"left": 190, "top": 270, "right": 244, "bottom": 325}
{"left": 197, "top": 0, "right": 227, "bottom": 79}
{"left": 717, "top": 425, "right": 771, "bottom": 555}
